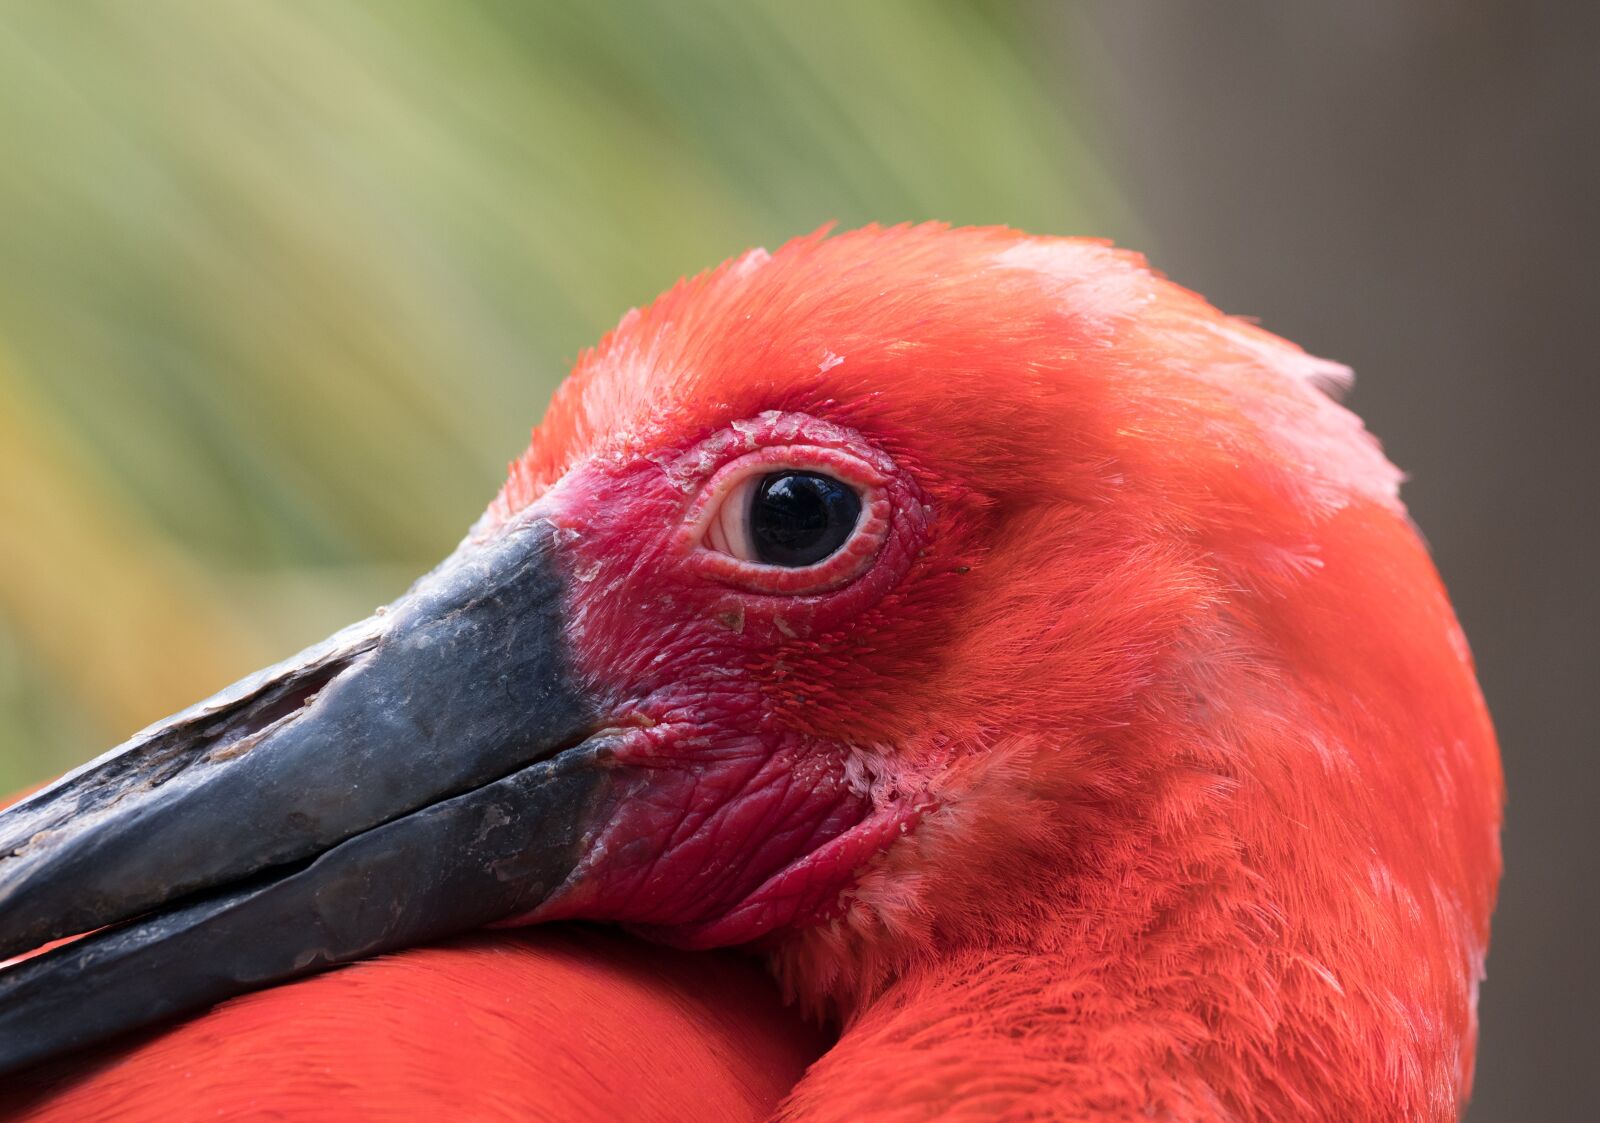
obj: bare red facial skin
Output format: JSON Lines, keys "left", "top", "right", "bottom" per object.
{"left": 503, "top": 412, "right": 935, "bottom": 947}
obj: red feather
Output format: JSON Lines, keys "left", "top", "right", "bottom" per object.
{"left": 0, "top": 929, "right": 822, "bottom": 1121}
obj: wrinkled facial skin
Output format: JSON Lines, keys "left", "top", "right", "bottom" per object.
{"left": 515, "top": 411, "right": 937, "bottom": 947}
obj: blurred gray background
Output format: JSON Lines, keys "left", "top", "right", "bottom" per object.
{"left": 0, "top": 3, "right": 1592, "bottom": 1117}
{"left": 1067, "top": 7, "right": 1597, "bottom": 1119}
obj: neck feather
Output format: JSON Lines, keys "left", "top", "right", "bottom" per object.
{"left": 769, "top": 723, "right": 1482, "bottom": 1122}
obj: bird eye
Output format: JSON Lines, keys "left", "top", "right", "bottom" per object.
{"left": 750, "top": 472, "right": 862, "bottom": 567}
{"left": 702, "top": 470, "right": 862, "bottom": 568}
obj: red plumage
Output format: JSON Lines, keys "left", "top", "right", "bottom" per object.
{"left": 2, "top": 930, "right": 820, "bottom": 1121}
{"left": 8, "top": 225, "right": 1501, "bottom": 1120}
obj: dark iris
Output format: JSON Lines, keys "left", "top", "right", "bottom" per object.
{"left": 749, "top": 471, "right": 862, "bottom": 567}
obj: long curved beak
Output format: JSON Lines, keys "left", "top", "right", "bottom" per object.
{"left": 0, "top": 516, "right": 614, "bottom": 1074}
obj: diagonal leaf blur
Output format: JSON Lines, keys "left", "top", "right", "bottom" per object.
{"left": 0, "top": 1, "right": 1127, "bottom": 789}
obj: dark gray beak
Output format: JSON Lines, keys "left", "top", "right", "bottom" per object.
{"left": 0, "top": 515, "right": 614, "bottom": 1074}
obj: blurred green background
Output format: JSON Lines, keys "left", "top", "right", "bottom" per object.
{"left": 0, "top": 0, "right": 1127, "bottom": 787}
{"left": 0, "top": 3, "right": 1592, "bottom": 1120}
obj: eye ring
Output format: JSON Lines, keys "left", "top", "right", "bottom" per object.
{"left": 685, "top": 445, "right": 891, "bottom": 595}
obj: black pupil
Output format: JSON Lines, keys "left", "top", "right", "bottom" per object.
{"left": 749, "top": 471, "right": 862, "bottom": 567}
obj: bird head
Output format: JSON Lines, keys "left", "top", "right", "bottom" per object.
{"left": 0, "top": 227, "right": 1500, "bottom": 1107}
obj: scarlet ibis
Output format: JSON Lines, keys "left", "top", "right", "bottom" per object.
{"left": 0, "top": 225, "right": 1501, "bottom": 1121}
